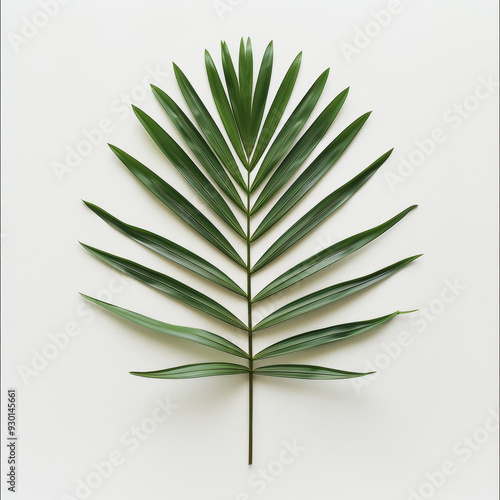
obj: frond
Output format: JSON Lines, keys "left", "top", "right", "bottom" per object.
{"left": 80, "top": 38, "right": 420, "bottom": 463}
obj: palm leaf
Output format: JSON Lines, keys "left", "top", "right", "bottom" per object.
{"left": 83, "top": 201, "right": 246, "bottom": 296}
{"left": 108, "top": 144, "right": 246, "bottom": 267}
{"left": 250, "top": 87, "right": 349, "bottom": 216}
{"left": 253, "top": 311, "right": 402, "bottom": 360}
{"left": 251, "top": 150, "right": 392, "bottom": 273}
{"left": 150, "top": 85, "right": 246, "bottom": 212}
{"left": 81, "top": 39, "right": 420, "bottom": 465}
{"left": 131, "top": 362, "right": 249, "bottom": 379}
{"left": 251, "top": 112, "right": 371, "bottom": 239}
{"left": 172, "top": 63, "right": 246, "bottom": 190}
{"left": 80, "top": 243, "right": 247, "bottom": 330}
{"left": 249, "top": 51, "right": 302, "bottom": 170}
{"left": 238, "top": 39, "right": 253, "bottom": 152}
{"left": 132, "top": 106, "right": 245, "bottom": 237}
{"left": 249, "top": 41, "right": 273, "bottom": 151}
{"left": 253, "top": 255, "right": 421, "bottom": 331}
{"left": 205, "top": 49, "right": 248, "bottom": 168}
{"left": 254, "top": 364, "right": 372, "bottom": 380}
{"left": 253, "top": 205, "right": 417, "bottom": 301}
{"left": 81, "top": 294, "right": 248, "bottom": 358}
{"left": 250, "top": 68, "right": 329, "bottom": 189}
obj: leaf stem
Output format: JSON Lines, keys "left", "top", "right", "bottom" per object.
{"left": 246, "top": 169, "right": 253, "bottom": 465}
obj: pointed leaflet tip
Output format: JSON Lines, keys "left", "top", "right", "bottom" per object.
{"left": 78, "top": 292, "right": 96, "bottom": 303}
{"left": 172, "top": 62, "right": 181, "bottom": 75}
{"left": 82, "top": 200, "right": 99, "bottom": 212}
{"left": 399, "top": 309, "right": 419, "bottom": 314}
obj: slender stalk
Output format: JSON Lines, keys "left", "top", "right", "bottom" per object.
{"left": 246, "top": 169, "right": 253, "bottom": 465}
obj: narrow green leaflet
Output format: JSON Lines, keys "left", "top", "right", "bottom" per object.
{"left": 253, "top": 205, "right": 417, "bottom": 301}
{"left": 238, "top": 38, "right": 253, "bottom": 155}
{"left": 80, "top": 294, "right": 248, "bottom": 358}
{"left": 109, "top": 145, "right": 245, "bottom": 267}
{"left": 249, "top": 52, "right": 302, "bottom": 170}
{"left": 254, "top": 312, "right": 401, "bottom": 359}
{"left": 172, "top": 63, "right": 246, "bottom": 190}
{"left": 249, "top": 41, "right": 273, "bottom": 151}
{"left": 250, "top": 68, "right": 329, "bottom": 188}
{"left": 83, "top": 202, "right": 246, "bottom": 297}
{"left": 251, "top": 112, "right": 371, "bottom": 240}
{"left": 133, "top": 106, "right": 245, "bottom": 238}
{"left": 253, "top": 255, "right": 421, "bottom": 330}
{"left": 151, "top": 85, "right": 246, "bottom": 212}
{"left": 205, "top": 49, "right": 248, "bottom": 167}
{"left": 251, "top": 150, "right": 392, "bottom": 273}
{"left": 221, "top": 42, "right": 246, "bottom": 147}
{"left": 254, "top": 364, "right": 372, "bottom": 380}
{"left": 250, "top": 88, "right": 349, "bottom": 216}
{"left": 81, "top": 243, "right": 248, "bottom": 330}
{"left": 131, "top": 362, "right": 250, "bottom": 379}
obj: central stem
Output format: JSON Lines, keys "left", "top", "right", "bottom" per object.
{"left": 246, "top": 169, "right": 253, "bottom": 465}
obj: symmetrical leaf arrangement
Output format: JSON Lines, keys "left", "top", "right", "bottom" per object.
{"left": 80, "top": 39, "right": 420, "bottom": 464}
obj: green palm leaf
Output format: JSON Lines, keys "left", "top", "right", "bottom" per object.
{"left": 172, "top": 63, "right": 246, "bottom": 190}
{"left": 83, "top": 202, "right": 246, "bottom": 297}
{"left": 220, "top": 42, "right": 245, "bottom": 144}
{"left": 253, "top": 205, "right": 416, "bottom": 301}
{"left": 250, "top": 68, "right": 329, "bottom": 189}
{"left": 251, "top": 150, "right": 392, "bottom": 273}
{"left": 254, "top": 364, "right": 372, "bottom": 380}
{"left": 249, "top": 41, "right": 273, "bottom": 151}
{"left": 253, "top": 256, "right": 421, "bottom": 331}
{"left": 81, "top": 39, "right": 420, "bottom": 464}
{"left": 205, "top": 49, "right": 248, "bottom": 168}
{"left": 109, "top": 145, "right": 245, "bottom": 267}
{"left": 131, "top": 362, "right": 249, "bottom": 379}
{"left": 253, "top": 311, "right": 402, "bottom": 360}
{"left": 150, "top": 85, "right": 246, "bottom": 212}
{"left": 80, "top": 294, "right": 248, "bottom": 358}
{"left": 250, "top": 88, "right": 349, "bottom": 216}
{"left": 251, "top": 112, "right": 371, "bottom": 239}
{"left": 133, "top": 106, "right": 245, "bottom": 237}
{"left": 249, "top": 51, "right": 302, "bottom": 170}
{"left": 238, "top": 38, "right": 253, "bottom": 153}
{"left": 80, "top": 243, "right": 247, "bottom": 330}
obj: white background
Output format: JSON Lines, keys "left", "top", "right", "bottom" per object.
{"left": 1, "top": 0, "right": 498, "bottom": 499}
